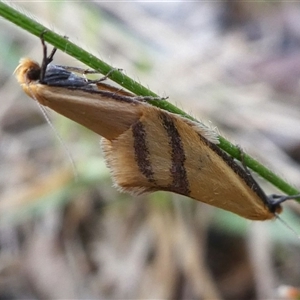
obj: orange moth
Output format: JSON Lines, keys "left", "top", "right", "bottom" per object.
{"left": 15, "top": 39, "right": 299, "bottom": 221}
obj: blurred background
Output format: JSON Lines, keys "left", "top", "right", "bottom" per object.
{"left": 1, "top": 1, "right": 300, "bottom": 299}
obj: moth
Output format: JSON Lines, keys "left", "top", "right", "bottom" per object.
{"left": 15, "top": 38, "right": 299, "bottom": 221}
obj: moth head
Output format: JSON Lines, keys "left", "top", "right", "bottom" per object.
{"left": 15, "top": 58, "right": 41, "bottom": 85}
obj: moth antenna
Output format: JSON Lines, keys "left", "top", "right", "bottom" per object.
{"left": 275, "top": 213, "right": 300, "bottom": 240}
{"left": 28, "top": 86, "right": 78, "bottom": 180}
{"left": 37, "top": 102, "right": 78, "bottom": 180}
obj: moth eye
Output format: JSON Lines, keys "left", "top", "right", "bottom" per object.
{"left": 27, "top": 67, "right": 41, "bottom": 81}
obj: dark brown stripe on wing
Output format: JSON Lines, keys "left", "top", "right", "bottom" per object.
{"left": 66, "top": 87, "right": 137, "bottom": 103}
{"left": 160, "top": 112, "right": 190, "bottom": 196}
{"left": 196, "top": 133, "right": 269, "bottom": 207}
{"left": 132, "top": 121, "right": 156, "bottom": 184}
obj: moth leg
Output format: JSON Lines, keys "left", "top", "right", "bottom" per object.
{"left": 40, "top": 31, "right": 58, "bottom": 81}
{"left": 52, "top": 66, "right": 120, "bottom": 77}
{"left": 87, "top": 68, "right": 123, "bottom": 83}
{"left": 60, "top": 67, "right": 124, "bottom": 83}
{"left": 39, "top": 31, "right": 68, "bottom": 82}
{"left": 52, "top": 66, "right": 93, "bottom": 74}
{"left": 40, "top": 31, "right": 57, "bottom": 63}
{"left": 132, "top": 95, "right": 169, "bottom": 102}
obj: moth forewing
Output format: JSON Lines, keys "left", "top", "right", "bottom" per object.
{"left": 15, "top": 55, "right": 284, "bottom": 221}
{"left": 34, "top": 86, "right": 146, "bottom": 140}
{"left": 102, "top": 107, "right": 278, "bottom": 220}
{"left": 15, "top": 59, "right": 145, "bottom": 140}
